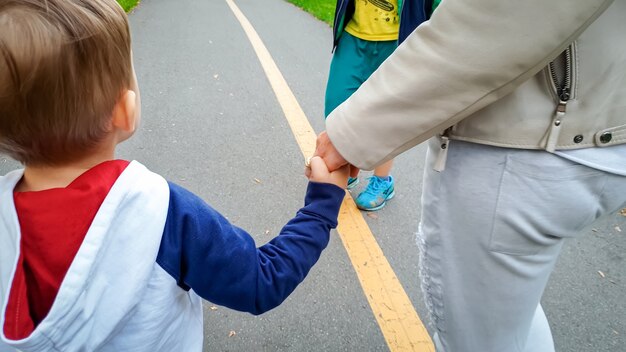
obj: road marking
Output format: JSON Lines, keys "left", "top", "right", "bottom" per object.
{"left": 225, "top": 1, "right": 434, "bottom": 350}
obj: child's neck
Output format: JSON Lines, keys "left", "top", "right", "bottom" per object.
{"left": 17, "top": 150, "right": 116, "bottom": 192}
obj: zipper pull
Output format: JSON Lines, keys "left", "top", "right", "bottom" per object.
{"left": 433, "top": 136, "right": 450, "bottom": 172}
{"left": 546, "top": 98, "right": 567, "bottom": 152}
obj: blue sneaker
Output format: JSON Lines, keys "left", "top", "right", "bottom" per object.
{"left": 347, "top": 177, "right": 359, "bottom": 190}
{"left": 355, "top": 176, "right": 395, "bottom": 211}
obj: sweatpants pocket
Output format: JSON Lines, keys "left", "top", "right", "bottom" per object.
{"left": 489, "top": 153, "right": 607, "bottom": 256}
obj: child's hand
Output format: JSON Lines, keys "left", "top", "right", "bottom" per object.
{"left": 307, "top": 156, "right": 349, "bottom": 189}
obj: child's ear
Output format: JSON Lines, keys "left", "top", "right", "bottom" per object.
{"left": 111, "top": 89, "right": 138, "bottom": 133}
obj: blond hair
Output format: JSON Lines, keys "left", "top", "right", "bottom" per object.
{"left": 0, "top": 0, "right": 132, "bottom": 165}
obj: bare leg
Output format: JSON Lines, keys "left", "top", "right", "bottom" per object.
{"left": 373, "top": 159, "right": 394, "bottom": 178}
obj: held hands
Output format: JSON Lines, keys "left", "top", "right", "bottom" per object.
{"left": 309, "top": 131, "right": 359, "bottom": 179}
{"left": 306, "top": 156, "right": 349, "bottom": 189}
{"left": 312, "top": 131, "right": 348, "bottom": 172}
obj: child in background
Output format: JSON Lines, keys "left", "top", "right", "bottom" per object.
{"left": 325, "top": 0, "right": 400, "bottom": 211}
{"left": 0, "top": 1, "right": 347, "bottom": 351}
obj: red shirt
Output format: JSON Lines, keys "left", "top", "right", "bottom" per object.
{"left": 3, "top": 160, "right": 129, "bottom": 340}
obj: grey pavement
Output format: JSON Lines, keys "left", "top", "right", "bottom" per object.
{"left": 1, "top": 0, "right": 624, "bottom": 350}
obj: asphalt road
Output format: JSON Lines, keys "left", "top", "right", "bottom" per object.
{"left": 1, "top": 0, "right": 624, "bottom": 350}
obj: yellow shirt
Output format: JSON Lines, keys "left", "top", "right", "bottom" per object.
{"left": 345, "top": 0, "right": 399, "bottom": 41}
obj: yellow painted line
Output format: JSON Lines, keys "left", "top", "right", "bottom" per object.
{"left": 225, "top": 1, "right": 434, "bottom": 351}
{"left": 337, "top": 199, "right": 434, "bottom": 351}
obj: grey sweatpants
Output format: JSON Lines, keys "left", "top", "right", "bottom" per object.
{"left": 419, "top": 138, "right": 626, "bottom": 352}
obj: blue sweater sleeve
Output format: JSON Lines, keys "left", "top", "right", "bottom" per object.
{"left": 156, "top": 181, "right": 345, "bottom": 315}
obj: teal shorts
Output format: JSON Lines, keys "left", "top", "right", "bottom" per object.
{"left": 324, "top": 31, "right": 397, "bottom": 117}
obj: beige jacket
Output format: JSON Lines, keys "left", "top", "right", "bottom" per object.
{"left": 326, "top": 0, "right": 626, "bottom": 170}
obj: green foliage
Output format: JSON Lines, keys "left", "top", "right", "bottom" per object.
{"left": 117, "top": 0, "right": 139, "bottom": 13}
{"left": 286, "top": 0, "right": 335, "bottom": 26}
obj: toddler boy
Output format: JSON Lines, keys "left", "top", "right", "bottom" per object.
{"left": 0, "top": 1, "right": 347, "bottom": 351}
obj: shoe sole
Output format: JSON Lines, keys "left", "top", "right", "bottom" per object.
{"left": 358, "top": 189, "right": 395, "bottom": 211}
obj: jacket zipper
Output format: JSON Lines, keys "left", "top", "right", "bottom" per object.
{"left": 333, "top": 0, "right": 347, "bottom": 48}
{"left": 546, "top": 45, "right": 573, "bottom": 152}
{"left": 549, "top": 46, "right": 572, "bottom": 113}
{"left": 436, "top": 46, "right": 574, "bottom": 169}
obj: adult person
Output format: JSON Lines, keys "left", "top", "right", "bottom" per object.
{"left": 314, "top": 0, "right": 626, "bottom": 350}
{"left": 324, "top": 0, "right": 402, "bottom": 211}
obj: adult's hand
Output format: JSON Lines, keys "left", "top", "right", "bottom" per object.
{"left": 313, "top": 131, "right": 348, "bottom": 172}
{"left": 310, "top": 131, "right": 360, "bottom": 180}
